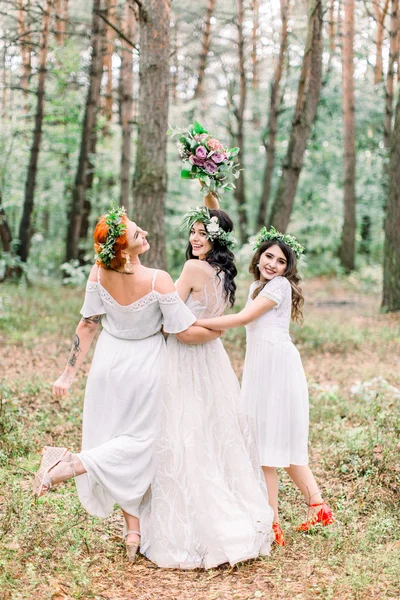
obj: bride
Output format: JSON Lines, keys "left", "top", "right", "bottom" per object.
{"left": 140, "top": 196, "right": 274, "bottom": 569}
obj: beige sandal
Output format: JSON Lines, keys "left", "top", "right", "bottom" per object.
{"left": 124, "top": 529, "right": 141, "bottom": 562}
{"left": 33, "top": 446, "right": 76, "bottom": 497}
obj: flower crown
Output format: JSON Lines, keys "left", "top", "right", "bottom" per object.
{"left": 181, "top": 206, "right": 236, "bottom": 249}
{"left": 253, "top": 226, "right": 305, "bottom": 259}
{"left": 95, "top": 203, "right": 127, "bottom": 267}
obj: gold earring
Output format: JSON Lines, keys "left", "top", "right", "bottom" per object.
{"left": 124, "top": 254, "right": 134, "bottom": 274}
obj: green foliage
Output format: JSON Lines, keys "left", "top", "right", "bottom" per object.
{"left": 60, "top": 260, "right": 92, "bottom": 286}
{"left": 253, "top": 226, "right": 306, "bottom": 259}
{"left": 0, "top": 0, "right": 391, "bottom": 287}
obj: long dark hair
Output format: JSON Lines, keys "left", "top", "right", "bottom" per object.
{"left": 249, "top": 239, "right": 304, "bottom": 323}
{"left": 185, "top": 209, "right": 237, "bottom": 307}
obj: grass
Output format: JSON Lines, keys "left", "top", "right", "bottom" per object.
{"left": 0, "top": 276, "right": 400, "bottom": 599}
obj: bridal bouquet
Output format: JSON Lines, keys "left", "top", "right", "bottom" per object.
{"left": 167, "top": 121, "right": 241, "bottom": 198}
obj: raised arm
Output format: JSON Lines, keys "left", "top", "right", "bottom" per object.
{"left": 200, "top": 180, "right": 220, "bottom": 209}
{"left": 196, "top": 295, "right": 276, "bottom": 331}
{"left": 204, "top": 190, "right": 220, "bottom": 209}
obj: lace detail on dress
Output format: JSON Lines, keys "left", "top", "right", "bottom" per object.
{"left": 98, "top": 284, "right": 158, "bottom": 312}
{"left": 157, "top": 291, "right": 182, "bottom": 304}
{"left": 86, "top": 281, "right": 98, "bottom": 292}
{"left": 259, "top": 277, "right": 291, "bottom": 318}
{"left": 186, "top": 271, "right": 227, "bottom": 319}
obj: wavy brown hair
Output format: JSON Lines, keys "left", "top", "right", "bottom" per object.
{"left": 249, "top": 239, "right": 304, "bottom": 323}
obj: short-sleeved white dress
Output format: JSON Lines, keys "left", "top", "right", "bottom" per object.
{"left": 74, "top": 268, "right": 196, "bottom": 519}
{"left": 240, "top": 276, "right": 309, "bottom": 467}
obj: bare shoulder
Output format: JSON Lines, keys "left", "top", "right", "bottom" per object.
{"left": 182, "top": 259, "right": 211, "bottom": 275}
{"left": 88, "top": 264, "right": 99, "bottom": 282}
{"left": 154, "top": 269, "right": 175, "bottom": 294}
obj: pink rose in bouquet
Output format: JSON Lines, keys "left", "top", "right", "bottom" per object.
{"left": 189, "top": 155, "right": 205, "bottom": 167}
{"left": 211, "top": 152, "right": 225, "bottom": 164}
{"left": 168, "top": 121, "right": 241, "bottom": 199}
{"left": 204, "top": 160, "right": 218, "bottom": 174}
{"left": 207, "top": 138, "right": 224, "bottom": 152}
{"left": 195, "top": 146, "right": 208, "bottom": 159}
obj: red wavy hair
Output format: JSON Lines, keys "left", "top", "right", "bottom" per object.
{"left": 93, "top": 214, "right": 128, "bottom": 270}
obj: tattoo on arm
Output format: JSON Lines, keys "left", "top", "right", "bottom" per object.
{"left": 67, "top": 333, "right": 81, "bottom": 367}
{"left": 81, "top": 314, "right": 102, "bottom": 325}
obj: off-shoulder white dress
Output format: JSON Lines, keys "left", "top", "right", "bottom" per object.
{"left": 140, "top": 263, "right": 274, "bottom": 569}
{"left": 74, "top": 269, "right": 196, "bottom": 519}
{"left": 241, "top": 276, "right": 309, "bottom": 467}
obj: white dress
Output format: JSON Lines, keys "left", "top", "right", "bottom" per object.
{"left": 140, "top": 264, "right": 274, "bottom": 569}
{"left": 241, "top": 276, "right": 309, "bottom": 468}
{"left": 74, "top": 269, "right": 196, "bottom": 519}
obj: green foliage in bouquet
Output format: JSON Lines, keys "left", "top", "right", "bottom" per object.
{"left": 167, "top": 121, "right": 241, "bottom": 198}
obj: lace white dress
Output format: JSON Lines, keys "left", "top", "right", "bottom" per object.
{"left": 74, "top": 269, "right": 196, "bottom": 519}
{"left": 140, "top": 264, "right": 274, "bottom": 569}
{"left": 241, "top": 276, "right": 309, "bottom": 467}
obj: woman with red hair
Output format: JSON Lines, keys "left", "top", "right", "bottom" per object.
{"left": 33, "top": 205, "right": 219, "bottom": 562}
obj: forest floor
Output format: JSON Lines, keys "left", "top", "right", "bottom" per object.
{"left": 0, "top": 274, "right": 399, "bottom": 600}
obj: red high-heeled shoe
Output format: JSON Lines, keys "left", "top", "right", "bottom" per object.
{"left": 297, "top": 502, "right": 335, "bottom": 532}
{"left": 272, "top": 522, "right": 286, "bottom": 546}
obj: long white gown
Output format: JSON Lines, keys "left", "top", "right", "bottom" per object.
{"left": 241, "top": 276, "right": 309, "bottom": 467}
{"left": 140, "top": 263, "right": 274, "bottom": 569}
{"left": 74, "top": 269, "right": 196, "bottom": 519}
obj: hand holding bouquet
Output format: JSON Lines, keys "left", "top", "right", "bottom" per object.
{"left": 167, "top": 121, "right": 241, "bottom": 198}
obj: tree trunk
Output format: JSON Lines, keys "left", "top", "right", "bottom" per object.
{"left": 17, "top": 0, "right": 32, "bottom": 102}
{"left": 193, "top": 0, "right": 215, "bottom": 99}
{"left": 2, "top": 44, "right": 7, "bottom": 120}
{"left": 66, "top": 0, "right": 104, "bottom": 262}
{"left": 0, "top": 185, "right": 13, "bottom": 280}
{"left": 327, "top": 0, "right": 336, "bottom": 73}
{"left": 103, "top": 0, "right": 116, "bottom": 122}
{"left": 329, "top": 0, "right": 335, "bottom": 54}
{"left": 382, "top": 90, "right": 400, "bottom": 310}
{"left": 397, "top": 27, "right": 400, "bottom": 81}
{"left": 256, "top": 0, "right": 289, "bottom": 229}
{"left": 119, "top": 0, "right": 135, "bottom": 208}
{"left": 0, "top": 208, "right": 12, "bottom": 255}
{"left": 251, "top": 0, "right": 259, "bottom": 91}
{"left": 267, "top": 0, "right": 323, "bottom": 232}
{"left": 384, "top": 0, "right": 399, "bottom": 148}
{"left": 54, "top": 0, "right": 68, "bottom": 45}
{"left": 78, "top": 132, "right": 97, "bottom": 263}
{"left": 17, "top": 0, "right": 53, "bottom": 264}
{"left": 0, "top": 209, "right": 13, "bottom": 282}
{"left": 234, "top": 0, "right": 248, "bottom": 243}
{"left": 338, "top": 0, "right": 356, "bottom": 272}
{"left": 131, "top": 0, "right": 170, "bottom": 269}
{"left": 171, "top": 19, "right": 178, "bottom": 103}
{"left": 374, "top": 0, "right": 390, "bottom": 85}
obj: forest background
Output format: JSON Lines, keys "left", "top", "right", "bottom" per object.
{"left": 0, "top": 0, "right": 399, "bottom": 300}
{"left": 0, "top": 0, "right": 400, "bottom": 599}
